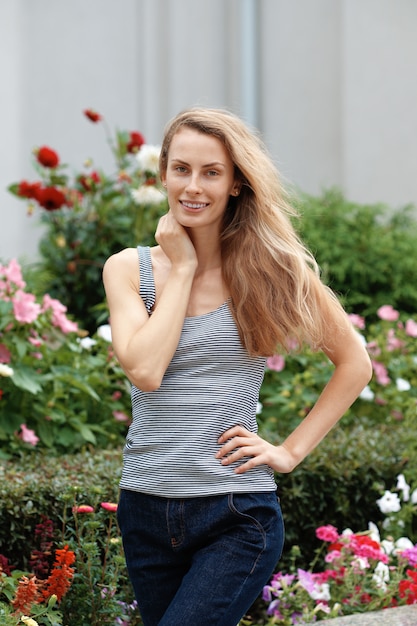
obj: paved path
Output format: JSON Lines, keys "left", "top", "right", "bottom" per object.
{"left": 306, "top": 606, "right": 417, "bottom": 625}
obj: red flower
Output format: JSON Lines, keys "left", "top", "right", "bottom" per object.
{"left": 41, "top": 545, "right": 75, "bottom": 603}
{"left": 17, "top": 180, "right": 42, "bottom": 200}
{"left": 35, "top": 186, "right": 67, "bottom": 211}
{"left": 0, "top": 343, "right": 11, "bottom": 363}
{"left": 12, "top": 575, "right": 39, "bottom": 613}
{"left": 37, "top": 146, "right": 60, "bottom": 168}
{"left": 101, "top": 501, "right": 118, "bottom": 512}
{"left": 399, "top": 569, "right": 417, "bottom": 605}
{"left": 72, "top": 504, "right": 94, "bottom": 514}
{"left": 78, "top": 171, "right": 101, "bottom": 191}
{"left": 84, "top": 108, "right": 102, "bottom": 123}
{"left": 127, "top": 131, "right": 145, "bottom": 154}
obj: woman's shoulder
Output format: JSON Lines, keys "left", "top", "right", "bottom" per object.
{"left": 103, "top": 247, "right": 138, "bottom": 273}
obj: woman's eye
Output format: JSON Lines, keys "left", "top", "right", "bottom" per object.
{"left": 207, "top": 170, "right": 219, "bottom": 177}
{"left": 176, "top": 166, "right": 187, "bottom": 173}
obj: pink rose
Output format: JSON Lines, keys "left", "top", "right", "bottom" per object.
{"left": 377, "top": 305, "right": 399, "bottom": 321}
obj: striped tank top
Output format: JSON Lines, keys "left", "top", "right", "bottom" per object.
{"left": 119, "top": 246, "right": 276, "bottom": 497}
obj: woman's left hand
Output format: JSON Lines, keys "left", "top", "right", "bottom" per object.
{"left": 216, "top": 425, "right": 296, "bottom": 474}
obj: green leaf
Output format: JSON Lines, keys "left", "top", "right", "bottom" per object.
{"left": 11, "top": 366, "right": 43, "bottom": 394}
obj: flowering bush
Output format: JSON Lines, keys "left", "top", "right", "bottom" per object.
{"left": 0, "top": 493, "right": 141, "bottom": 625}
{"left": 241, "top": 475, "right": 417, "bottom": 625}
{"left": 258, "top": 304, "right": 417, "bottom": 442}
{"left": 0, "top": 259, "right": 131, "bottom": 456}
{"left": 8, "top": 108, "right": 167, "bottom": 331}
{"left": 0, "top": 544, "right": 75, "bottom": 626}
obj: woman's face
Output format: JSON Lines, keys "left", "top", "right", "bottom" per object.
{"left": 162, "top": 127, "right": 239, "bottom": 232}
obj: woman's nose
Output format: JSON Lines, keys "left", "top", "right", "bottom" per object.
{"left": 185, "top": 174, "right": 202, "bottom": 194}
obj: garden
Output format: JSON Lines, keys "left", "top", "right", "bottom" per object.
{"left": 1, "top": 108, "right": 417, "bottom": 625}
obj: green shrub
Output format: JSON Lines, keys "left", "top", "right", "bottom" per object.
{"left": 295, "top": 188, "right": 417, "bottom": 317}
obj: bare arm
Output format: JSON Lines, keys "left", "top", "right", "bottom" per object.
{"left": 103, "top": 212, "right": 197, "bottom": 391}
{"left": 216, "top": 320, "right": 372, "bottom": 473}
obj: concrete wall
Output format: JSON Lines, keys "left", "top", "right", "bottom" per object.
{"left": 1, "top": 0, "right": 416, "bottom": 263}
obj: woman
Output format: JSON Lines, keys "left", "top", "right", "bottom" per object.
{"left": 103, "top": 107, "right": 372, "bottom": 626}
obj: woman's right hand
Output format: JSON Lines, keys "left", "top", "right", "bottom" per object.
{"left": 155, "top": 211, "right": 197, "bottom": 269}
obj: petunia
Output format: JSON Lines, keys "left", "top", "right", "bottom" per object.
{"left": 37, "top": 146, "right": 60, "bottom": 168}
{"left": 371, "top": 360, "right": 391, "bottom": 385}
{"left": 113, "top": 410, "right": 130, "bottom": 422}
{"left": 1, "top": 258, "right": 26, "bottom": 288}
{"left": 376, "top": 490, "right": 401, "bottom": 514}
{"left": 396, "top": 474, "right": 410, "bottom": 501}
{"left": 348, "top": 313, "right": 365, "bottom": 330}
{"left": 396, "top": 378, "right": 411, "bottom": 392}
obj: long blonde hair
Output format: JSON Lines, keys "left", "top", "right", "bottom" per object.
{"left": 159, "top": 107, "right": 348, "bottom": 356}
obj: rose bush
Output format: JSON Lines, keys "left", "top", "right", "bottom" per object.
{"left": 0, "top": 259, "right": 131, "bottom": 457}
{"left": 8, "top": 108, "right": 167, "bottom": 332}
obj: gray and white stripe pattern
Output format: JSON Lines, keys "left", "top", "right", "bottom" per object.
{"left": 120, "top": 246, "right": 276, "bottom": 497}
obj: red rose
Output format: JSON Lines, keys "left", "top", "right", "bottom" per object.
{"left": 17, "top": 180, "right": 43, "bottom": 199}
{"left": 35, "top": 186, "right": 67, "bottom": 211}
{"left": 127, "top": 131, "right": 145, "bottom": 154}
{"left": 37, "top": 146, "right": 60, "bottom": 168}
{"left": 78, "top": 171, "right": 101, "bottom": 191}
{"left": 84, "top": 108, "right": 102, "bottom": 123}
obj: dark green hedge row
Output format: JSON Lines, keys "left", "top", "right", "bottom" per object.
{"left": 0, "top": 422, "right": 403, "bottom": 573}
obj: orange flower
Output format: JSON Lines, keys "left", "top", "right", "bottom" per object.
{"left": 101, "top": 501, "right": 118, "bottom": 512}
{"left": 12, "top": 575, "right": 39, "bottom": 614}
{"left": 41, "top": 545, "right": 75, "bottom": 603}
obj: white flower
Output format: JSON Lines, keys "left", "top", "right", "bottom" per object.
{"left": 396, "top": 378, "right": 411, "bottom": 391}
{"left": 97, "top": 324, "right": 112, "bottom": 342}
{"left": 0, "top": 363, "right": 14, "bottom": 377}
{"left": 310, "top": 583, "right": 331, "bottom": 602}
{"left": 131, "top": 185, "right": 165, "bottom": 206}
{"left": 78, "top": 336, "right": 97, "bottom": 350}
{"left": 368, "top": 521, "right": 381, "bottom": 543}
{"left": 256, "top": 401, "right": 263, "bottom": 414}
{"left": 381, "top": 539, "right": 395, "bottom": 555}
{"left": 411, "top": 489, "right": 417, "bottom": 504}
{"left": 376, "top": 490, "right": 401, "bottom": 514}
{"left": 136, "top": 144, "right": 161, "bottom": 174}
{"left": 396, "top": 474, "right": 410, "bottom": 502}
{"left": 359, "top": 385, "right": 374, "bottom": 401}
{"left": 372, "top": 561, "right": 390, "bottom": 590}
{"left": 395, "top": 536, "right": 414, "bottom": 552}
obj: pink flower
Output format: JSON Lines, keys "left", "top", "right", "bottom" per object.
{"left": 377, "top": 305, "right": 399, "bottom": 321}
{"left": 113, "top": 410, "right": 130, "bottom": 422}
{"left": 386, "top": 328, "right": 405, "bottom": 351}
{"left": 18, "top": 424, "right": 39, "bottom": 446}
{"left": 266, "top": 354, "right": 285, "bottom": 372}
{"left": 13, "top": 290, "right": 41, "bottom": 323}
{"left": 0, "top": 259, "right": 26, "bottom": 289}
{"left": 405, "top": 319, "right": 417, "bottom": 338}
{"left": 42, "top": 294, "right": 78, "bottom": 333}
{"left": 100, "top": 502, "right": 118, "bottom": 512}
{"left": 366, "top": 341, "right": 381, "bottom": 357}
{"left": 316, "top": 525, "right": 339, "bottom": 543}
{"left": 372, "top": 360, "right": 391, "bottom": 385}
{"left": 72, "top": 505, "right": 94, "bottom": 514}
{"left": 348, "top": 314, "right": 365, "bottom": 330}
{"left": 112, "top": 391, "right": 122, "bottom": 401}
{"left": 0, "top": 344, "right": 11, "bottom": 364}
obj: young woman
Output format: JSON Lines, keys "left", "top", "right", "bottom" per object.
{"left": 103, "top": 107, "right": 372, "bottom": 626}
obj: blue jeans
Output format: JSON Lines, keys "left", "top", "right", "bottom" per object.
{"left": 117, "top": 489, "right": 284, "bottom": 626}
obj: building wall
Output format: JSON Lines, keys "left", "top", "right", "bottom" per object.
{"left": 1, "top": 0, "right": 416, "bottom": 262}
